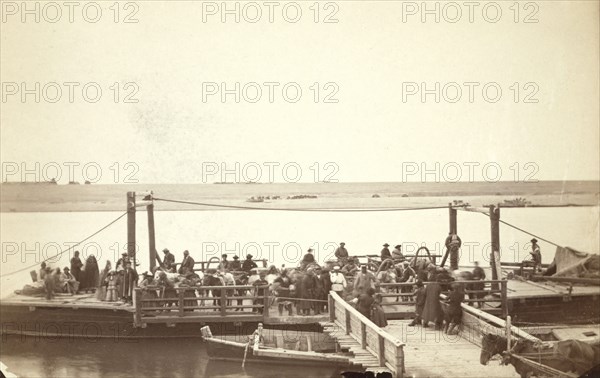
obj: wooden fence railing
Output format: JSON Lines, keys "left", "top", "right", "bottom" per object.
{"left": 328, "top": 291, "right": 405, "bottom": 377}
{"left": 375, "top": 279, "right": 509, "bottom": 317}
{"left": 171, "top": 259, "right": 269, "bottom": 273}
{"left": 133, "top": 285, "right": 269, "bottom": 326}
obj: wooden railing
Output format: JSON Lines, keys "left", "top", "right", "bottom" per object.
{"left": 133, "top": 285, "right": 269, "bottom": 326}
{"left": 365, "top": 254, "right": 443, "bottom": 270}
{"left": 376, "top": 279, "right": 509, "bottom": 317}
{"left": 172, "top": 259, "right": 269, "bottom": 273}
{"left": 328, "top": 291, "right": 405, "bottom": 377}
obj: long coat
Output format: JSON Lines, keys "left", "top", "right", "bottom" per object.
{"left": 355, "top": 293, "right": 374, "bottom": 319}
{"left": 298, "top": 274, "right": 316, "bottom": 311}
{"left": 354, "top": 272, "right": 376, "bottom": 295}
{"left": 421, "top": 282, "right": 443, "bottom": 324}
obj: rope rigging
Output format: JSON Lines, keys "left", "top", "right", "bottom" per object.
{"left": 0, "top": 212, "right": 128, "bottom": 279}
{"left": 459, "top": 207, "right": 564, "bottom": 248}
{"left": 152, "top": 197, "right": 455, "bottom": 212}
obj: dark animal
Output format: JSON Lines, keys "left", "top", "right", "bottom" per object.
{"left": 480, "top": 333, "right": 600, "bottom": 378}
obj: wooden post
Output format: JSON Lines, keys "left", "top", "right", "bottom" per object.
{"left": 221, "top": 288, "right": 227, "bottom": 316}
{"left": 262, "top": 286, "right": 269, "bottom": 319}
{"left": 506, "top": 315, "right": 512, "bottom": 351}
{"left": 345, "top": 309, "right": 351, "bottom": 335}
{"left": 133, "top": 288, "right": 142, "bottom": 327}
{"left": 501, "top": 280, "right": 508, "bottom": 318}
{"left": 490, "top": 205, "right": 500, "bottom": 291}
{"left": 147, "top": 198, "right": 157, "bottom": 271}
{"left": 329, "top": 294, "right": 335, "bottom": 322}
{"left": 361, "top": 322, "right": 367, "bottom": 349}
{"left": 378, "top": 334, "right": 386, "bottom": 367}
{"left": 127, "top": 192, "right": 136, "bottom": 266}
{"left": 449, "top": 202, "right": 457, "bottom": 234}
{"left": 178, "top": 289, "right": 185, "bottom": 317}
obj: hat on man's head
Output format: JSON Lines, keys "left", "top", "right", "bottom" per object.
{"left": 246, "top": 254, "right": 253, "bottom": 259}
{"left": 162, "top": 248, "right": 169, "bottom": 252}
{"left": 64, "top": 267, "right": 70, "bottom": 271}
{"left": 383, "top": 243, "right": 390, "bottom": 247}
{"left": 395, "top": 245, "right": 401, "bottom": 249}
{"left": 531, "top": 238, "right": 538, "bottom": 243}
{"left": 121, "top": 252, "right": 128, "bottom": 256}
{"left": 340, "top": 242, "right": 345, "bottom": 245}
{"left": 222, "top": 254, "right": 227, "bottom": 258}
{"left": 233, "top": 255, "right": 239, "bottom": 260}
{"left": 307, "top": 248, "right": 313, "bottom": 252}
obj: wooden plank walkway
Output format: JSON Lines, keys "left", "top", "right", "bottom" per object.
{"left": 384, "top": 320, "right": 520, "bottom": 378}
{"left": 320, "top": 321, "right": 393, "bottom": 376}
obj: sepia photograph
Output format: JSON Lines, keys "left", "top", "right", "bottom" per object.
{"left": 1, "top": 1, "right": 599, "bottom": 377}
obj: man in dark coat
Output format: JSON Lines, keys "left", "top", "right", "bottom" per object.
{"left": 70, "top": 251, "right": 83, "bottom": 282}
{"left": 252, "top": 272, "right": 269, "bottom": 314}
{"left": 355, "top": 287, "right": 375, "bottom": 319}
{"left": 471, "top": 261, "right": 486, "bottom": 308}
{"left": 298, "top": 269, "right": 317, "bottom": 315}
{"left": 242, "top": 254, "right": 258, "bottom": 272}
{"left": 380, "top": 243, "right": 392, "bottom": 261}
{"left": 409, "top": 280, "right": 426, "bottom": 326}
{"left": 443, "top": 282, "right": 464, "bottom": 334}
{"left": 218, "top": 254, "right": 230, "bottom": 271}
{"left": 178, "top": 250, "right": 195, "bottom": 275}
{"left": 229, "top": 255, "right": 242, "bottom": 271}
{"left": 334, "top": 243, "right": 349, "bottom": 265}
{"left": 121, "top": 261, "right": 139, "bottom": 303}
{"left": 162, "top": 248, "right": 175, "bottom": 272}
{"left": 421, "top": 281, "right": 443, "bottom": 329}
{"left": 300, "top": 248, "right": 315, "bottom": 270}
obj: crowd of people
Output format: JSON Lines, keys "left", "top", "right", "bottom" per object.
{"left": 32, "top": 237, "right": 523, "bottom": 336}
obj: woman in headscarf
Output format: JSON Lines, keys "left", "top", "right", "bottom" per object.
{"left": 80, "top": 255, "right": 100, "bottom": 293}
{"left": 96, "top": 261, "right": 111, "bottom": 300}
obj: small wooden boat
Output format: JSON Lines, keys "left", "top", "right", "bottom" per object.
{"left": 201, "top": 323, "right": 351, "bottom": 367}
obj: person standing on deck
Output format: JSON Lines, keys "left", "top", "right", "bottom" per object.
{"left": 421, "top": 280, "right": 444, "bottom": 329}
{"left": 218, "top": 254, "right": 230, "bottom": 271}
{"left": 380, "top": 243, "right": 392, "bottom": 262}
{"left": 121, "top": 261, "right": 139, "bottom": 304}
{"left": 242, "top": 254, "right": 258, "bottom": 272}
{"left": 330, "top": 266, "right": 347, "bottom": 297}
{"left": 229, "top": 255, "right": 241, "bottom": 271}
{"left": 162, "top": 248, "right": 175, "bottom": 272}
{"left": 252, "top": 272, "right": 269, "bottom": 314}
{"left": 317, "top": 267, "right": 331, "bottom": 313}
{"left": 445, "top": 233, "right": 462, "bottom": 270}
{"left": 399, "top": 261, "right": 416, "bottom": 302}
{"left": 43, "top": 267, "right": 55, "bottom": 299}
{"left": 178, "top": 250, "right": 195, "bottom": 275}
{"left": 298, "top": 269, "right": 317, "bottom": 315}
{"left": 104, "top": 271, "right": 119, "bottom": 302}
{"left": 354, "top": 265, "right": 377, "bottom": 296}
{"left": 408, "top": 280, "right": 426, "bottom": 326}
{"left": 70, "top": 251, "right": 83, "bottom": 282}
{"left": 39, "top": 262, "right": 48, "bottom": 281}
{"left": 372, "top": 293, "right": 388, "bottom": 327}
{"left": 471, "top": 261, "right": 486, "bottom": 308}
{"left": 443, "top": 282, "right": 465, "bottom": 335}
{"left": 334, "top": 242, "right": 349, "bottom": 265}
{"left": 115, "top": 252, "right": 130, "bottom": 272}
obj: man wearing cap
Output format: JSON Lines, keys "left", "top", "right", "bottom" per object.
{"left": 380, "top": 243, "right": 392, "bottom": 261}
{"left": 178, "top": 250, "right": 195, "bottom": 275}
{"left": 229, "top": 255, "right": 241, "bottom": 271}
{"left": 334, "top": 242, "right": 349, "bottom": 265}
{"left": 354, "top": 265, "right": 377, "bottom": 296}
{"left": 330, "top": 266, "right": 347, "bottom": 297}
{"left": 242, "top": 254, "right": 258, "bottom": 272}
{"left": 162, "top": 248, "right": 175, "bottom": 272}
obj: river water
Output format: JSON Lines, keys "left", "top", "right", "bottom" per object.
{"left": 1, "top": 206, "right": 598, "bottom": 377}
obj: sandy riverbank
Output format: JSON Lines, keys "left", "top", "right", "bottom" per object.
{"left": 1, "top": 181, "right": 598, "bottom": 212}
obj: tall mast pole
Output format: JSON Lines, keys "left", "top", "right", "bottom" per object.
{"left": 127, "top": 191, "right": 136, "bottom": 267}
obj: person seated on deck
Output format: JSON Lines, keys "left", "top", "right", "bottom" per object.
{"left": 341, "top": 257, "right": 359, "bottom": 276}
{"left": 408, "top": 280, "right": 426, "bottom": 326}
{"left": 392, "top": 244, "right": 405, "bottom": 262}
{"left": 229, "top": 255, "right": 241, "bottom": 271}
{"left": 380, "top": 243, "right": 392, "bottom": 262}
{"left": 178, "top": 250, "right": 195, "bottom": 275}
{"left": 252, "top": 271, "right": 269, "bottom": 314}
{"left": 53, "top": 268, "right": 63, "bottom": 293}
{"left": 242, "top": 254, "right": 258, "bottom": 272}
{"left": 218, "top": 254, "right": 230, "bottom": 271}
{"left": 161, "top": 248, "right": 176, "bottom": 272}
{"left": 334, "top": 242, "right": 349, "bottom": 266}
{"left": 522, "top": 238, "right": 542, "bottom": 274}
{"left": 39, "top": 262, "right": 49, "bottom": 282}
{"left": 61, "top": 267, "right": 79, "bottom": 295}
{"left": 300, "top": 248, "right": 316, "bottom": 270}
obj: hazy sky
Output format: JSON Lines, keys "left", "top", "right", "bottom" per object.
{"left": 1, "top": 1, "right": 598, "bottom": 184}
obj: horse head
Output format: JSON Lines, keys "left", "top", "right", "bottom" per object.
{"left": 480, "top": 333, "right": 507, "bottom": 365}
